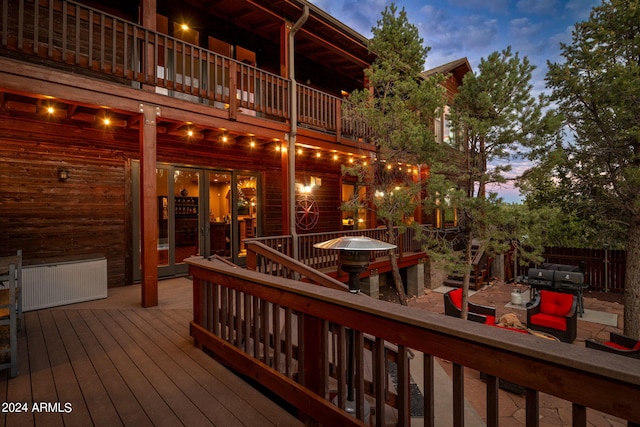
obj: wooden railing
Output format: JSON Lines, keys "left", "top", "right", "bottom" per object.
{"left": 245, "top": 226, "right": 425, "bottom": 272}
{"left": 188, "top": 256, "right": 640, "bottom": 427}
{"left": 0, "top": 0, "right": 372, "bottom": 140}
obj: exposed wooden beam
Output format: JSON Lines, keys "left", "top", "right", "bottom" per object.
{"left": 5, "top": 101, "right": 36, "bottom": 114}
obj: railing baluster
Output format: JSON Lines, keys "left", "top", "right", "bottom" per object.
{"left": 111, "top": 16, "right": 116, "bottom": 73}
{"left": 87, "top": 9, "right": 92, "bottom": 66}
{"left": 285, "top": 307, "right": 293, "bottom": 378}
{"left": 75, "top": 4, "right": 80, "bottom": 65}
{"left": 486, "top": 374, "right": 499, "bottom": 427}
{"left": 573, "top": 403, "right": 587, "bottom": 427}
{"left": 423, "top": 353, "right": 435, "bottom": 427}
{"left": 320, "top": 319, "right": 329, "bottom": 400}
{"left": 32, "top": 0, "right": 38, "bottom": 53}
{"left": 99, "top": 14, "right": 106, "bottom": 71}
{"left": 1, "top": 0, "right": 7, "bottom": 47}
{"left": 375, "top": 337, "right": 385, "bottom": 427}
{"left": 227, "top": 287, "right": 234, "bottom": 344}
{"left": 47, "top": 0, "right": 53, "bottom": 57}
{"left": 212, "top": 281, "right": 219, "bottom": 336}
{"left": 205, "top": 279, "right": 212, "bottom": 332}
{"left": 252, "top": 294, "right": 259, "bottom": 359}
{"left": 526, "top": 388, "right": 539, "bottom": 427}
{"left": 243, "top": 293, "right": 251, "bottom": 353}
{"left": 298, "top": 312, "right": 305, "bottom": 386}
{"left": 272, "top": 303, "right": 281, "bottom": 371}
{"left": 235, "top": 289, "right": 242, "bottom": 347}
{"left": 354, "top": 330, "right": 365, "bottom": 421}
{"left": 61, "top": 1, "right": 67, "bottom": 61}
{"left": 397, "top": 345, "right": 410, "bottom": 427}
{"left": 261, "top": 299, "right": 269, "bottom": 363}
{"left": 453, "top": 363, "right": 464, "bottom": 427}
{"left": 336, "top": 325, "right": 346, "bottom": 408}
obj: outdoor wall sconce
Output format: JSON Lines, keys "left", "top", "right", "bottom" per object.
{"left": 313, "top": 236, "right": 396, "bottom": 417}
{"left": 58, "top": 168, "right": 69, "bottom": 181}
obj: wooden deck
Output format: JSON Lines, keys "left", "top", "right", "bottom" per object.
{"left": 0, "top": 278, "right": 303, "bottom": 426}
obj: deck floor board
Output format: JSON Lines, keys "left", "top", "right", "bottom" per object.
{"left": 0, "top": 278, "right": 303, "bottom": 426}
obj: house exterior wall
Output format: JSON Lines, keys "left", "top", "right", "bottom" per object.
{"left": 0, "top": 0, "right": 470, "bottom": 288}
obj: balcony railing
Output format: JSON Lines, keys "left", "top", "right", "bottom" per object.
{"left": 188, "top": 256, "right": 640, "bottom": 426}
{"left": 0, "top": 0, "right": 371, "bottom": 141}
{"left": 245, "top": 226, "right": 424, "bottom": 274}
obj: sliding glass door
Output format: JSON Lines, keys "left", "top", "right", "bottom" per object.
{"left": 133, "top": 163, "right": 260, "bottom": 281}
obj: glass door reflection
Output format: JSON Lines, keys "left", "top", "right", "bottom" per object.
{"left": 173, "top": 169, "right": 200, "bottom": 271}
{"left": 234, "top": 174, "right": 258, "bottom": 261}
{"left": 207, "top": 172, "right": 232, "bottom": 257}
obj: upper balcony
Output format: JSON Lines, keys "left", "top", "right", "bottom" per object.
{"left": 0, "top": 0, "right": 373, "bottom": 150}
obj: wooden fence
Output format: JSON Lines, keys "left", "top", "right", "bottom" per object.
{"left": 515, "top": 247, "right": 626, "bottom": 293}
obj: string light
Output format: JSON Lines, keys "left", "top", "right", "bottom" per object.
{"left": 47, "top": 106, "right": 54, "bottom": 114}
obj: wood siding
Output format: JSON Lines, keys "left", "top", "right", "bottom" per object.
{"left": 0, "top": 128, "right": 127, "bottom": 288}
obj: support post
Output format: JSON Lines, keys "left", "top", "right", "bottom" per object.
{"left": 140, "top": 103, "right": 159, "bottom": 307}
{"left": 406, "top": 262, "right": 425, "bottom": 297}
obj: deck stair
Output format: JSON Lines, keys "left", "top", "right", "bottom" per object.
{"left": 443, "top": 241, "right": 493, "bottom": 291}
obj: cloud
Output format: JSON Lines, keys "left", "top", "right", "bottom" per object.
{"left": 510, "top": 17, "right": 542, "bottom": 39}
{"left": 516, "top": 0, "right": 559, "bottom": 15}
{"left": 565, "top": 0, "right": 599, "bottom": 18}
{"left": 448, "top": 0, "right": 510, "bottom": 13}
{"left": 419, "top": 5, "right": 500, "bottom": 68}
{"left": 338, "top": 0, "right": 391, "bottom": 36}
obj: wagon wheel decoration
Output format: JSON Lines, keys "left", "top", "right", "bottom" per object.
{"left": 295, "top": 195, "right": 319, "bottom": 231}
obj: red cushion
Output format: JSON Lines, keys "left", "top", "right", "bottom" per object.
{"left": 449, "top": 288, "right": 462, "bottom": 309}
{"left": 539, "top": 290, "right": 573, "bottom": 317}
{"left": 604, "top": 341, "right": 640, "bottom": 351}
{"left": 484, "top": 315, "right": 496, "bottom": 325}
{"left": 530, "top": 313, "right": 567, "bottom": 331}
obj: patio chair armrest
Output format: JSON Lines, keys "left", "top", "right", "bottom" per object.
{"left": 468, "top": 312, "right": 488, "bottom": 324}
{"left": 469, "top": 302, "right": 496, "bottom": 317}
{"left": 610, "top": 332, "right": 639, "bottom": 349}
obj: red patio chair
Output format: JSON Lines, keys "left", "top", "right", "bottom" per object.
{"left": 444, "top": 288, "right": 496, "bottom": 325}
{"left": 526, "top": 290, "right": 577, "bottom": 343}
{"left": 586, "top": 332, "right": 640, "bottom": 359}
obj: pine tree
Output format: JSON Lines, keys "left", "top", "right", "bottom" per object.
{"left": 425, "top": 47, "right": 559, "bottom": 318}
{"left": 343, "top": 3, "right": 446, "bottom": 305}
{"left": 541, "top": 0, "right": 640, "bottom": 338}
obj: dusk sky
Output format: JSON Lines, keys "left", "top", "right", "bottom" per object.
{"left": 308, "top": 0, "right": 601, "bottom": 202}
